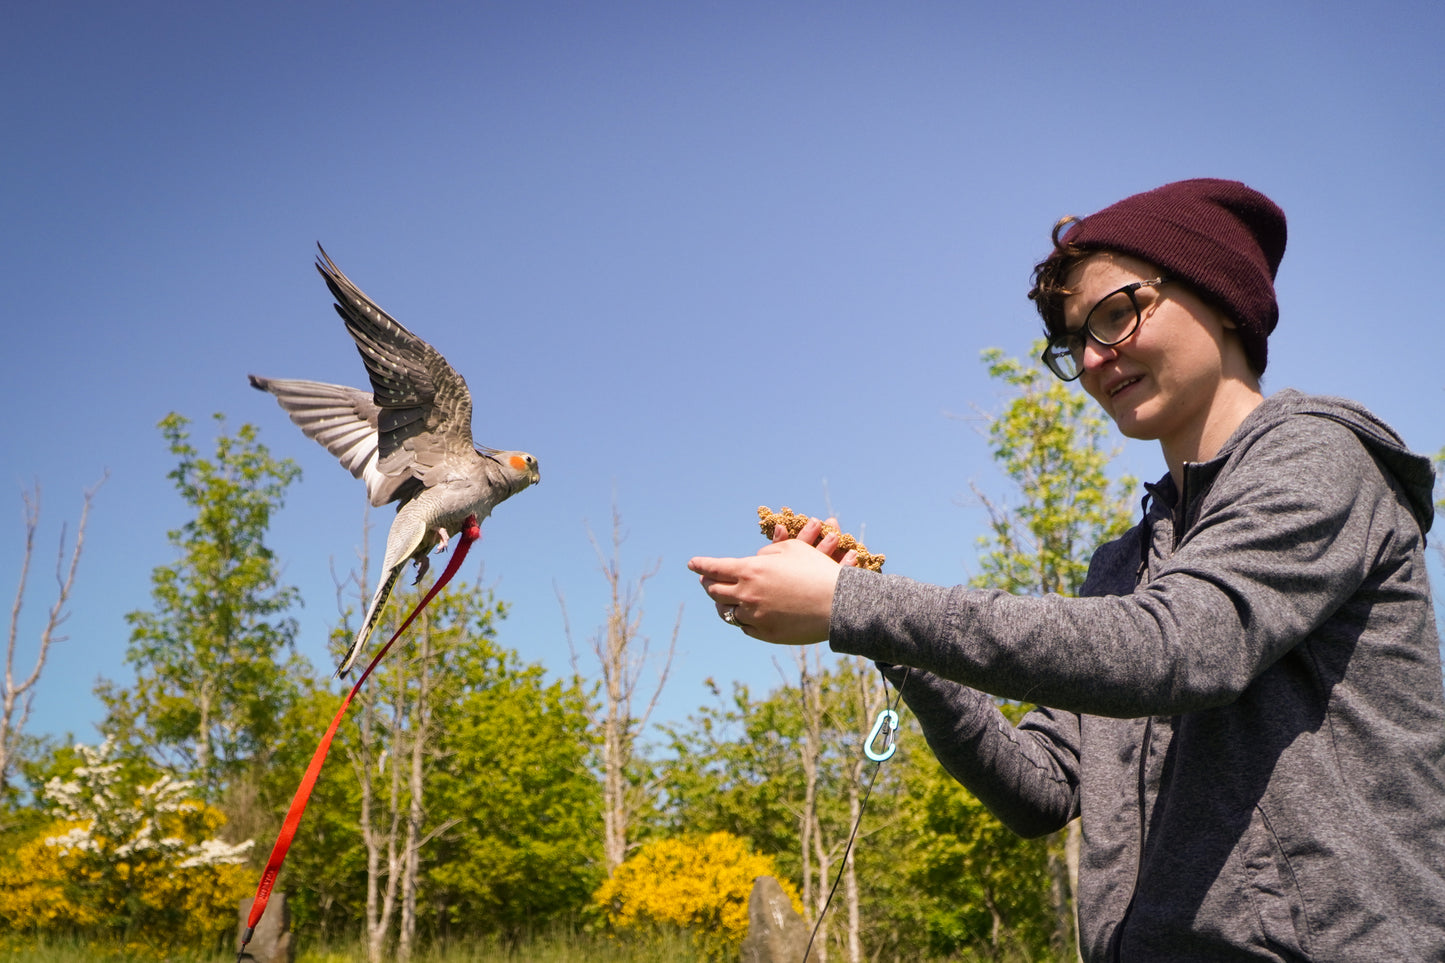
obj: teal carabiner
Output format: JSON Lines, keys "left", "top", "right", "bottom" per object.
{"left": 865, "top": 708, "right": 899, "bottom": 762}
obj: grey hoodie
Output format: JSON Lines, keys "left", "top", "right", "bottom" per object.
{"left": 830, "top": 390, "right": 1445, "bottom": 961}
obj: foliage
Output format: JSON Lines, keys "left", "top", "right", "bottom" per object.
{"left": 973, "top": 345, "right": 1136, "bottom": 596}
{"left": 0, "top": 739, "right": 252, "bottom": 953}
{"left": 277, "top": 580, "right": 603, "bottom": 947}
{"left": 98, "top": 413, "right": 305, "bottom": 799}
{"left": 898, "top": 709, "right": 1055, "bottom": 957}
{"left": 424, "top": 593, "right": 604, "bottom": 940}
{"left": 594, "top": 830, "right": 799, "bottom": 962}
{"left": 654, "top": 679, "right": 808, "bottom": 871}
{"left": 1434, "top": 447, "right": 1445, "bottom": 540}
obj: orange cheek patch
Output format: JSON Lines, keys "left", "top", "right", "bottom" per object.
{"left": 509, "top": 455, "right": 529, "bottom": 470}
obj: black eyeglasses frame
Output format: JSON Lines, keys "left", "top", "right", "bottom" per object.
{"left": 1040, "top": 276, "right": 1172, "bottom": 381}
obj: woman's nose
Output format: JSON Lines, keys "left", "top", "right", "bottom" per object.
{"left": 1082, "top": 337, "right": 1119, "bottom": 371}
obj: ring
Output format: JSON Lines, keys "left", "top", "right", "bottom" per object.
{"left": 721, "top": 605, "right": 740, "bottom": 626}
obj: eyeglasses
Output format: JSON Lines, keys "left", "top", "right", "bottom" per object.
{"left": 1041, "top": 277, "right": 1171, "bottom": 381}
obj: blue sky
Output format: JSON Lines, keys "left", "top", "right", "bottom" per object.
{"left": 5, "top": 1, "right": 1443, "bottom": 749}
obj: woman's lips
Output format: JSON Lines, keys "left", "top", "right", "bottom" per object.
{"left": 1107, "top": 375, "right": 1142, "bottom": 399}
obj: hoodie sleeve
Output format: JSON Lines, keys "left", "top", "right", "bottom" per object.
{"left": 885, "top": 662, "right": 1081, "bottom": 836}
{"left": 831, "top": 416, "right": 1399, "bottom": 717}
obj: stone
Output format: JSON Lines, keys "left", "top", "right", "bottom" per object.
{"left": 237, "top": 892, "right": 296, "bottom": 963}
{"left": 739, "top": 875, "right": 810, "bottom": 963}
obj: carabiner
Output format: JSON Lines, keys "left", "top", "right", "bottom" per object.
{"left": 865, "top": 708, "right": 899, "bottom": 762}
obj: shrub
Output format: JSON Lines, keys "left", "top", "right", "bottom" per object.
{"left": 594, "top": 831, "right": 800, "bottom": 961}
{"left": 0, "top": 740, "right": 252, "bottom": 953}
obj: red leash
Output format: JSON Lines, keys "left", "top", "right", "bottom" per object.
{"left": 236, "top": 517, "right": 480, "bottom": 959}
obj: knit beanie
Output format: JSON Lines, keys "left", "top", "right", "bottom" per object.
{"left": 1054, "top": 178, "right": 1287, "bottom": 374}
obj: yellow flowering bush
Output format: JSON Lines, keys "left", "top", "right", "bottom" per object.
{"left": 0, "top": 820, "right": 104, "bottom": 931}
{"left": 0, "top": 740, "right": 253, "bottom": 953}
{"left": 594, "top": 831, "right": 802, "bottom": 961}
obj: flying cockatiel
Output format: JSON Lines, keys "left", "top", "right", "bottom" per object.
{"left": 249, "top": 246, "right": 540, "bottom": 677}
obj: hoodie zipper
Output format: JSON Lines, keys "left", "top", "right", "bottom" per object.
{"left": 1115, "top": 464, "right": 1193, "bottom": 958}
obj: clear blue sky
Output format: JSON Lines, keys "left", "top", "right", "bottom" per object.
{"left": 5, "top": 1, "right": 1443, "bottom": 749}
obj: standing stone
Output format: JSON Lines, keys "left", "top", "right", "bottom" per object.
{"left": 740, "top": 875, "right": 810, "bottom": 963}
{"left": 237, "top": 893, "right": 296, "bottom": 963}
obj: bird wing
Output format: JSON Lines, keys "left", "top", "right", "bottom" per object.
{"left": 247, "top": 375, "right": 423, "bottom": 508}
{"left": 314, "top": 246, "right": 478, "bottom": 486}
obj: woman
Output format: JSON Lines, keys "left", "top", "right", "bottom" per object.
{"left": 689, "top": 179, "right": 1445, "bottom": 960}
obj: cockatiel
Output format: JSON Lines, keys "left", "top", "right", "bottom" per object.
{"left": 250, "top": 246, "right": 540, "bottom": 677}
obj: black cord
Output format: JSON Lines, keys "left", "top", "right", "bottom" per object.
{"left": 801, "top": 666, "right": 908, "bottom": 962}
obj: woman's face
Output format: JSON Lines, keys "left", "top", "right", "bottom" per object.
{"left": 1061, "top": 253, "right": 1254, "bottom": 459}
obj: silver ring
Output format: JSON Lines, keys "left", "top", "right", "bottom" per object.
{"left": 721, "top": 605, "right": 740, "bottom": 626}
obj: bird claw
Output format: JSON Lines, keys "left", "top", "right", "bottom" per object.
{"left": 411, "top": 555, "right": 430, "bottom": 585}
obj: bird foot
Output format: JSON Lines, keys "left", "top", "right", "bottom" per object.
{"left": 411, "top": 555, "right": 431, "bottom": 585}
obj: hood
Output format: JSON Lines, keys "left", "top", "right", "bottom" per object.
{"left": 1222, "top": 388, "right": 1436, "bottom": 535}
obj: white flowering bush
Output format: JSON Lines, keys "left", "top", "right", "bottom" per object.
{"left": 0, "top": 739, "right": 254, "bottom": 953}
{"left": 41, "top": 738, "right": 252, "bottom": 867}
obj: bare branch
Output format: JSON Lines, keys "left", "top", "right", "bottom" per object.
{"left": 2, "top": 474, "right": 104, "bottom": 792}
{"left": 631, "top": 603, "right": 680, "bottom": 735}
{"left": 575, "top": 495, "right": 677, "bottom": 872}
{"left": 555, "top": 582, "right": 585, "bottom": 686}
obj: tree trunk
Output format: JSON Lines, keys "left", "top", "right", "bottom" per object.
{"left": 810, "top": 814, "right": 831, "bottom": 963}
{"left": 601, "top": 600, "right": 629, "bottom": 872}
{"left": 358, "top": 672, "right": 407, "bottom": 963}
{"left": 842, "top": 773, "right": 862, "bottom": 963}
{"left": 796, "top": 649, "right": 821, "bottom": 923}
{"left": 356, "top": 701, "right": 385, "bottom": 962}
{"left": 1067, "top": 819, "right": 1082, "bottom": 961}
{"left": 196, "top": 685, "right": 213, "bottom": 781}
{"left": 1047, "top": 822, "right": 1079, "bottom": 960}
{"left": 565, "top": 503, "right": 677, "bottom": 875}
{"left": 842, "top": 661, "right": 880, "bottom": 963}
{"left": 398, "top": 612, "right": 436, "bottom": 962}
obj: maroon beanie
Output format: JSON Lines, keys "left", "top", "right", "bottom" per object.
{"left": 1055, "top": 178, "right": 1287, "bottom": 374}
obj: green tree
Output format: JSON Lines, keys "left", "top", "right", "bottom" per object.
{"left": 98, "top": 413, "right": 305, "bottom": 802}
{"left": 896, "top": 703, "right": 1057, "bottom": 960}
{"left": 246, "top": 676, "right": 363, "bottom": 940}
{"left": 278, "top": 579, "right": 602, "bottom": 949}
{"left": 425, "top": 587, "right": 602, "bottom": 943}
{"left": 655, "top": 678, "right": 807, "bottom": 872}
{"left": 972, "top": 345, "right": 1136, "bottom": 597}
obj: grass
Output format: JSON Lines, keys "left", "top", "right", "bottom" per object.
{"left": 0, "top": 930, "right": 703, "bottom": 963}
{"left": 296, "top": 931, "right": 701, "bottom": 963}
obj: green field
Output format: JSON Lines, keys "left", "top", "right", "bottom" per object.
{"left": 0, "top": 931, "right": 703, "bottom": 963}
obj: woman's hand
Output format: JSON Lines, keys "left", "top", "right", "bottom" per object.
{"left": 689, "top": 516, "right": 858, "bottom": 645}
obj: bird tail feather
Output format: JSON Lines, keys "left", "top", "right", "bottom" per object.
{"left": 338, "top": 565, "right": 402, "bottom": 678}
